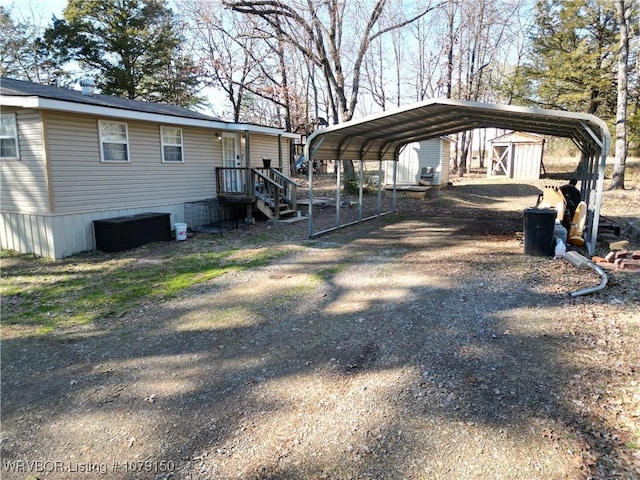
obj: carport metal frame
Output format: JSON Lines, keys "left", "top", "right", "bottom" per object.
{"left": 304, "top": 99, "right": 610, "bottom": 254}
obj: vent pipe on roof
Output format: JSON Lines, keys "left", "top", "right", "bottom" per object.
{"left": 79, "top": 77, "right": 96, "bottom": 96}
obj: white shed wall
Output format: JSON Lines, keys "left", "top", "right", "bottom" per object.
{"left": 488, "top": 132, "right": 544, "bottom": 179}
{"left": 512, "top": 144, "right": 543, "bottom": 179}
{"left": 384, "top": 138, "right": 449, "bottom": 186}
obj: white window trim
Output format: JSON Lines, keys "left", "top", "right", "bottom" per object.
{"left": 98, "top": 120, "right": 130, "bottom": 163}
{"left": 160, "top": 126, "right": 184, "bottom": 163}
{"left": 0, "top": 113, "right": 20, "bottom": 160}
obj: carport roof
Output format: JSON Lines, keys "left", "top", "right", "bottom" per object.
{"left": 305, "top": 98, "right": 610, "bottom": 162}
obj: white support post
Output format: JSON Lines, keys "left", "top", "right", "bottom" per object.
{"left": 306, "top": 145, "right": 313, "bottom": 237}
{"left": 392, "top": 158, "right": 398, "bottom": 210}
{"left": 358, "top": 159, "right": 364, "bottom": 222}
{"left": 336, "top": 160, "right": 341, "bottom": 228}
{"left": 377, "top": 158, "right": 383, "bottom": 214}
{"left": 589, "top": 150, "right": 607, "bottom": 254}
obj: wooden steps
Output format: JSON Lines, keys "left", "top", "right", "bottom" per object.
{"left": 256, "top": 198, "right": 298, "bottom": 220}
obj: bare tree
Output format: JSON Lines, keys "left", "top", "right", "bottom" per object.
{"left": 177, "top": 0, "right": 263, "bottom": 121}
{"left": 492, "top": 6, "right": 536, "bottom": 106}
{"left": 450, "top": 0, "right": 521, "bottom": 176}
{"left": 184, "top": 0, "right": 534, "bottom": 183}
{"left": 361, "top": 30, "right": 389, "bottom": 112}
{"left": 0, "top": 4, "right": 70, "bottom": 85}
{"left": 390, "top": 21, "right": 405, "bottom": 108}
{"left": 609, "top": 0, "right": 632, "bottom": 190}
{"left": 406, "top": 5, "right": 448, "bottom": 101}
{"left": 224, "top": 0, "right": 445, "bottom": 185}
{"left": 361, "top": 2, "right": 407, "bottom": 112}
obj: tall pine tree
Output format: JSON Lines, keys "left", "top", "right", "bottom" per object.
{"left": 514, "top": 0, "right": 618, "bottom": 118}
{"left": 44, "top": 0, "right": 202, "bottom": 107}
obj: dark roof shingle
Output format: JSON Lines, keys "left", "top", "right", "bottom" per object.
{"left": 0, "top": 77, "right": 218, "bottom": 122}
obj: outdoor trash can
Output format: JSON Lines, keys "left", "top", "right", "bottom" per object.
{"left": 523, "top": 208, "right": 556, "bottom": 256}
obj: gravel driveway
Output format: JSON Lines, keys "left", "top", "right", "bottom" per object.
{"left": 2, "top": 177, "right": 639, "bottom": 479}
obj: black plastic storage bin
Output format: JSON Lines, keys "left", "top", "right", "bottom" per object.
{"left": 523, "top": 208, "right": 556, "bottom": 256}
{"left": 93, "top": 213, "right": 171, "bottom": 253}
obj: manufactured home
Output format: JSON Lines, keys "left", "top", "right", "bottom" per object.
{"left": 0, "top": 77, "right": 299, "bottom": 259}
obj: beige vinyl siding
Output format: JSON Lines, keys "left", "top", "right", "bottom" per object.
{"left": 45, "top": 112, "right": 220, "bottom": 214}
{"left": 249, "top": 133, "right": 290, "bottom": 175}
{"left": 0, "top": 108, "right": 50, "bottom": 213}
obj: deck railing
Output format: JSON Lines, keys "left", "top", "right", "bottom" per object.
{"left": 215, "top": 167, "right": 298, "bottom": 213}
{"left": 216, "top": 167, "right": 252, "bottom": 196}
{"left": 269, "top": 168, "right": 298, "bottom": 211}
{"left": 253, "top": 169, "right": 283, "bottom": 214}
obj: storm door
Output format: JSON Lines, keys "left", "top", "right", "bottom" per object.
{"left": 222, "top": 133, "right": 242, "bottom": 192}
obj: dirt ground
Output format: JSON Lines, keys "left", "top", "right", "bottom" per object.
{"left": 1, "top": 174, "right": 639, "bottom": 480}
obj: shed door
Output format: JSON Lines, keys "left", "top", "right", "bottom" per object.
{"left": 491, "top": 145, "right": 512, "bottom": 177}
{"left": 397, "top": 144, "right": 420, "bottom": 184}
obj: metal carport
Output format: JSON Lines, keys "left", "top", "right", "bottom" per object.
{"left": 304, "top": 98, "right": 611, "bottom": 254}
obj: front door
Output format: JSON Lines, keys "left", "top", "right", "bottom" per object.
{"left": 222, "top": 133, "right": 242, "bottom": 192}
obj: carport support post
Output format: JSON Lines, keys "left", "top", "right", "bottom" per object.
{"left": 336, "top": 159, "right": 341, "bottom": 228}
{"left": 358, "top": 159, "right": 364, "bottom": 221}
{"left": 392, "top": 157, "right": 398, "bottom": 210}
{"left": 376, "top": 159, "right": 383, "bottom": 215}
{"left": 589, "top": 150, "right": 607, "bottom": 253}
{"left": 579, "top": 152, "right": 590, "bottom": 200}
{"left": 244, "top": 130, "right": 255, "bottom": 224}
{"left": 307, "top": 145, "right": 314, "bottom": 237}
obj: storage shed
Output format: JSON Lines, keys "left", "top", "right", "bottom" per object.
{"left": 384, "top": 137, "right": 451, "bottom": 186}
{"left": 488, "top": 131, "right": 545, "bottom": 179}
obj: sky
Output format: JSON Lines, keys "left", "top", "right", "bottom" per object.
{"left": 1, "top": 0, "right": 68, "bottom": 23}
{"left": 1, "top": 0, "right": 227, "bottom": 116}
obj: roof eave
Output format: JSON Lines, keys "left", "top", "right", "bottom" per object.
{"left": 1, "top": 95, "right": 296, "bottom": 137}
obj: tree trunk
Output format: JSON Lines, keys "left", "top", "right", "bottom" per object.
{"left": 446, "top": 0, "right": 455, "bottom": 99}
{"left": 609, "top": 0, "right": 630, "bottom": 190}
{"left": 451, "top": 133, "right": 459, "bottom": 174}
{"left": 478, "top": 129, "right": 486, "bottom": 169}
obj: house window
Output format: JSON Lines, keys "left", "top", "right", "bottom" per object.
{"left": 161, "top": 127, "right": 183, "bottom": 162}
{"left": 99, "top": 120, "right": 129, "bottom": 162}
{"left": 0, "top": 113, "right": 19, "bottom": 159}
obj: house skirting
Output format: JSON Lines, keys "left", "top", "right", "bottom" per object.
{"left": 0, "top": 201, "right": 218, "bottom": 259}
